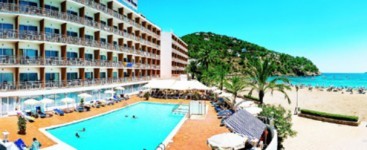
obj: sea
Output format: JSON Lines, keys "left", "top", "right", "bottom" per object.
{"left": 281, "top": 73, "right": 367, "bottom": 88}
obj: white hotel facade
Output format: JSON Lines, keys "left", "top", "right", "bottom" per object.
{"left": 0, "top": 0, "right": 188, "bottom": 116}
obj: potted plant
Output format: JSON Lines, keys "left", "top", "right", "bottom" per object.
{"left": 17, "top": 115, "right": 27, "bottom": 135}
{"left": 144, "top": 92, "right": 150, "bottom": 101}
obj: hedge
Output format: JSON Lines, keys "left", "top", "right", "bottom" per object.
{"left": 300, "top": 109, "right": 359, "bottom": 122}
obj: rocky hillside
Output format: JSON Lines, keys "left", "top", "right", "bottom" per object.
{"left": 181, "top": 32, "right": 320, "bottom": 76}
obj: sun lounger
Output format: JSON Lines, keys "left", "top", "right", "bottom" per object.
{"left": 53, "top": 108, "right": 64, "bottom": 116}
{"left": 36, "top": 106, "right": 47, "bottom": 118}
{"left": 217, "top": 109, "right": 234, "bottom": 118}
{"left": 14, "top": 139, "right": 27, "bottom": 150}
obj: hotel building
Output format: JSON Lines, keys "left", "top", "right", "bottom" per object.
{"left": 160, "top": 32, "right": 188, "bottom": 78}
{"left": 0, "top": 0, "right": 182, "bottom": 117}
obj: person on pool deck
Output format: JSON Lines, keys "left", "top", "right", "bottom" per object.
{"left": 76, "top": 133, "right": 80, "bottom": 138}
{"left": 30, "top": 137, "right": 42, "bottom": 150}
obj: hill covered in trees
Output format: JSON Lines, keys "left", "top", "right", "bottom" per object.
{"left": 182, "top": 32, "right": 320, "bottom": 76}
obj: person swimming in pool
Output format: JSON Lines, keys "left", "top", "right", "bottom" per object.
{"left": 76, "top": 133, "right": 80, "bottom": 138}
{"left": 125, "top": 115, "right": 128, "bottom": 118}
{"left": 132, "top": 115, "right": 137, "bottom": 119}
{"left": 81, "top": 128, "right": 86, "bottom": 132}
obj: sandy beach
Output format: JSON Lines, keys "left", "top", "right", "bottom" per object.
{"left": 242, "top": 87, "right": 367, "bottom": 150}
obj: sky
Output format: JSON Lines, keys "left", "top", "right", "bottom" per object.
{"left": 138, "top": 0, "right": 367, "bottom": 73}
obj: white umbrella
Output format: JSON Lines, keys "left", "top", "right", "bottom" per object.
{"left": 115, "top": 87, "right": 125, "bottom": 90}
{"left": 104, "top": 90, "right": 115, "bottom": 94}
{"left": 211, "top": 86, "right": 218, "bottom": 90}
{"left": 24, "top": 99, "right": 40, "bottom": 106}
{"left": 244, "top": 107, "right": 263, "bottom": 116}
{"left": 61, "top": 97, "right": 75, "bottom": 109}
{"left": 208, "top": 133, "right": 247, "bottom": 150}
{"left": 78, "top": 93, "right": 92, "bottom": 98}
{"left": 40, "top": 98, "right": 55, "bottom": 111}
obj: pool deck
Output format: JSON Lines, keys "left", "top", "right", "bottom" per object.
{"left": 0, "top": 96, "right": 228, "bottom": 149}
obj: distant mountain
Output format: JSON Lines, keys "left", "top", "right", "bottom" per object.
{"left": 181, "top": 32, "right": 320, "bottom": 76}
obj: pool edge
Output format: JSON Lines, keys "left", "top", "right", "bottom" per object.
{"left": 39, "top": 100, "right": 187, "bottom": 150}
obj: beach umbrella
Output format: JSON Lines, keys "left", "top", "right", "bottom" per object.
{"left": 207, "top": 133, "right": 247, "bottom": 150}
{"left": 78, "top": 93, "right": 92, "bottom": 98}
{"left": 61, "top": 97, "right": 75, "bottom": 109}
{"left": 104, "top": 90, "right": 115, "bottom": 94}
{"left": 40, "top": 98, "right": 54, "bottom": 111}
{"left": 115, "top": 87, "right": 125, "bottom": 90}
{"left": 24, "top": 99, "right": 40, "bottom": 106}
{"left": 244, "top": 107, "right": 263, "bottom": 116}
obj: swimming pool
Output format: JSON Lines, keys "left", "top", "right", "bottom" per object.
{"left": 45, "top": 102, "right": 186, "bottom": 150}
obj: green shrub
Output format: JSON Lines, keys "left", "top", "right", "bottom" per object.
{"left": 300, "top": 109, "right": 359, "bottom": 122}
{"left": 260, "top": 105, "right": 296, "bottom": 149}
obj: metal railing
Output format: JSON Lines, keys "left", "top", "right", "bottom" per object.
{"left": 0, "top": 2, "right": 159, "bottom": 46}
{"left": 0, "top": 76, "right": 156, "bottom": 91}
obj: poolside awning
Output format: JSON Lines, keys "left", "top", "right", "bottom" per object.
{"left": 143, "top": 79, "right": 176, "bottom": 89}
{"left": 143, "top": 79, "right": 209, "bottom": 90}
{"left": 224, "top": 109, "right": 266, "bottom": 140}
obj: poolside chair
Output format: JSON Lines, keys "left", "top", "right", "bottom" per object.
{"left": 14, "top": 138, "right": 27, "bottom": 150}
{"left": 77, "top": 106, "right": 84, "bottom": 112}
{"left": 53, "top": 108, "right": 65, "bottom": 116}
{"left": 217, "top": 109, "right": 234, "bottom": 119}
{"left": 36, "top": 106, "right": 47, "bottom": 118}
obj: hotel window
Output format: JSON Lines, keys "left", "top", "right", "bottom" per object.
{"left": 67, "top": 72, "right": 78, "bottom": 80}
{"left": 0, "top": 73, "right": 13, "bottom": 83}
{"left": 101, "top": 21, "right": 107, "bottom": 26}
{"left": 100, "top": 38, "right": 106, "bottom": 44}
{"left": 0, "top": 48, "right": 13, "bottom": 57}
{"left": 44, "top": 5, "right": 59, "bottom": 11}
{"left": 19, "top": 0, "right": 37, "bottom": 8}
{"left": 85, "top": 35, "right": 93, "bottom": 41}
{"left": 45, "top": 50, "right": 58, "bottom": 59}
{"left": 20, "top": 73, "right": 38, "bottom": 82}
{"left": 45, "top": 28, "right": 60, "bottom": 36}
{"left": 113, "top": 56, "right": 118, "bottom": 62}
{"left": 19, "top": 25, "right": 37, "bottom": 33}
{"left": 113, "top": 72, "right": 118, "bottom": 78}
{"left": 100, "top": 72, "right": 106, "bottom": 79}
{"left": 85, "top": 16, "right": 93, "bottom": 22}
{"left": 85, "top": 53, "right": 93, "bottom": 61}
{"left": 46, "top": 73, "right": 59, "bottom": 81}
{"left": 19, "top": 49, "right": 38, "bottom": 58}
{"left": 67, "top": 31, "right": 78, "bottom": 37}
{"left": 0, "top": 23, "right": 13, "bottom": 31}
{"left": 100, "top": 55, "right": 107, "bottom": 60}
{"left": 85, "top": 72, "right": 93, "bottom": 79}
{"left": 67, "top": 10, "right": 78, "bottom": 16}
{"left": 67, "top": 52, "right": 78, "bottom": 60}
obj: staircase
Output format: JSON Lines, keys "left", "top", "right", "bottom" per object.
{"left": 172, "top": 102, "right": 189, "bottom": 114}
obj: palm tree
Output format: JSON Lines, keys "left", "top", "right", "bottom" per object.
{"left": 213, "top": 64, "right": 230, "bottom": 90}
{"left": 186, "top": 60, "right": 199, "bottom": 79}
{"left": 196, "top": 48, "right": 218, "bottom": 71}
{"left": 224, "top": 76, "right": 247, "bottom": 106}
{"left": 245, "top": 58, "right": 291, "bottom": 105}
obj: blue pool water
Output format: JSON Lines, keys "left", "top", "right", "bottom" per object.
{"left": 47, "top": 102, "right": 185, "bottom": 150}
{"left": 280, "top": 73, "right": 367, "bottom": 88}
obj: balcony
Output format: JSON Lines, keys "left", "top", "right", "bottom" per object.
{"left": 71, "top": 0, "right": 160, "bottom": 37}
{"left": 0, "top": 30, "right": 158, "bottom": 59}
{"left": 0, "top": 2, "right": 159, "bottom": 45}
{"left": 0, "top": 77, "right": 154, "bottom": 92}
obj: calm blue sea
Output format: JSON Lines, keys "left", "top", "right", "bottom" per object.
{"left": 281, "top": 73, "right": 367, "bottom": 88}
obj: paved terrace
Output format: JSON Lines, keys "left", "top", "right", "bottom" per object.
{"left": 0, "top": 96, "right": 228, "bottom": 149}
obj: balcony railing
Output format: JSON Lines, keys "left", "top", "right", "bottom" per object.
{"left": 0, "top": 2, "right": 159, "bottom": 46}
{"left": 0, "top": 30, "right": 158, "bottom": 60}
{"left": 0, "top": 76, "right": 156, "bottom": 91}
